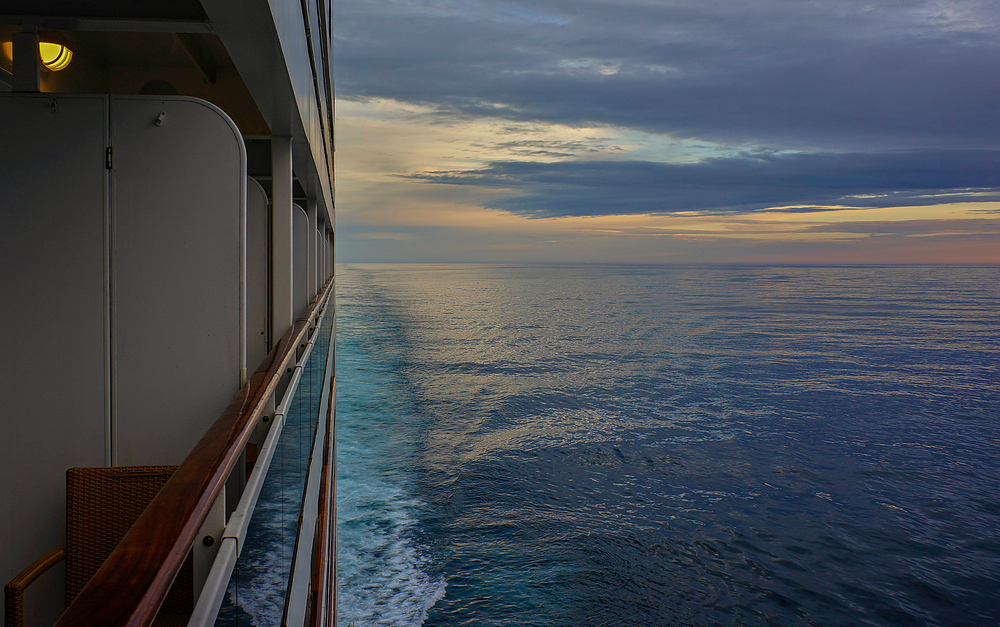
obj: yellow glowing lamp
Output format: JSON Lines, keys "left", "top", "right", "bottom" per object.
{"left": 2, "top": 38, "right": 74, "bottom": 71}
{"left": 38, "top": 41, "right": 72, "bottom": 71}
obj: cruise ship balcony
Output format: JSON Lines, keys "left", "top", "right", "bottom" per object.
{"left": 0, "top": 1, "right": 336, "bottom": 625}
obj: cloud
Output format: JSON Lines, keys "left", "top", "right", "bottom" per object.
{"left": 334, "top": 0, "right": 1000, "bottom": 262}
{"left": 336, "top": 0, "right": 1000, "bottom": 152}
{"left": 803, "top": 218, "right": 1000, "bottom": 235}
{"left": 351, "top": 231, "right": 417, "bottom": 240}
{"left": 406, "top": 149, "right": 1000, "bottom": 217}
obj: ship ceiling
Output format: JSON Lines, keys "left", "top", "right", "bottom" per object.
{"left": 0, "top": 1, "right": 332, "bottom": 215}
{"left": 0, "top": 0, "right": 207, "bottom": 22}
{"left": 0, "top": 23, "right": 269, "bottom": 136}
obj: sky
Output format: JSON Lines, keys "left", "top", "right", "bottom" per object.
{"left": 332, "top": 0, "right": 1000, "bottom": 263}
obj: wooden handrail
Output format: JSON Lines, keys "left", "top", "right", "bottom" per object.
{"left": 55, "top": 278, "right": 334, "bottom": 627}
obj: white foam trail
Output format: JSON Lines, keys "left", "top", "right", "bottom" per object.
{"left": 336, "top": 476, "right": 446, "bottom": 627}
{"left": 335, "top": 270, "right": 446, "bottom": 626}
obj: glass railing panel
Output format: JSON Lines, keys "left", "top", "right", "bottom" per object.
{"left": 215, "top": 304, "right": 335, "bottom": 625}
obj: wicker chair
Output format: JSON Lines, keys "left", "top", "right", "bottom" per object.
{"left": 4, "top": 466, "right": 193, "bottom": 627}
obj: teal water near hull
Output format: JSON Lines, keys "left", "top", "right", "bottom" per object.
{"left": 336, "top": 264, "right": 1000, "bottom": 626}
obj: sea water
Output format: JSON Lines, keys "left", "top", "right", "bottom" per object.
{"left": 335, "top": 264, "right": 1000, "bottom": 626}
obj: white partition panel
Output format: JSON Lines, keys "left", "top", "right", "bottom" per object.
{"left": 315, "top": 226, "right": 323, "bottom": 290}
{"left": 0, "top": 94, "right": 110, "bottom": 627}
{"left": 327, "top": 230, "right": 333, "bottom": 280}
{"left": 111, "top": 96, "right": 246, "bottom": 466}
{"left": 247, "top": 177, "right": 270, "bottom": 373}
{"left": 306, "top": 199, "right": 317, "bottom": 298}
{"left": 271, "top": 137, "right": 294, "bottom": 346}
{"left": 293, "top": 203, "right": 309, "bottom": 311}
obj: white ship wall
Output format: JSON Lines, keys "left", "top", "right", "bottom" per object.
{"left": 1, "top": 94, "right": 110, "bottom": 627}
{"left": 110, "top": 96, "right": 245, "bottom": 466}
{"left": 246, "top": 177, "right": 270, "bottom": 374}
{"left": 0, "top": 93, "right": 247, "bottom": 624}
{"left": 293, "top": 203, "right": 309, "bottom": 312}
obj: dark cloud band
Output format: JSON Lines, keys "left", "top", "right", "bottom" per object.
{"left": 407, "top": 150, "right": 1000, "bottom": 217}
{"left": 336, "top": 0, "right": 1000, "bottom": 152}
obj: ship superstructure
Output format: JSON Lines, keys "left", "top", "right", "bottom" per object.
{"left": 0, "top": 1, "right": 336, "bottom": 625}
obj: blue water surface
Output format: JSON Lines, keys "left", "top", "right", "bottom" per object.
{"left": 336, "top": 264, "right": 1000, "bottom": 626}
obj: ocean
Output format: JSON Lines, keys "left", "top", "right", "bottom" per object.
{"left": 334, "top": 264, "right": 1000, "bottom": 626}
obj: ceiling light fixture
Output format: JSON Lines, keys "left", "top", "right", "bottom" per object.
{"left": 2, "top": 34, "right": 73, "bottom": 71}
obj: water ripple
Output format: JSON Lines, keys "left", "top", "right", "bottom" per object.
{"left": 337, "top": 264, "right": 1000, "bottom": 626}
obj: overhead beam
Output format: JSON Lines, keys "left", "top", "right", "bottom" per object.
{"left": 176, "top": 33, "right": 218, "bottom": 84}
{"left": 12, "top": 29, "right": 40, "bottom": 92}
{"left": 0, "top": 15, "right": 212, "bottom": 32}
